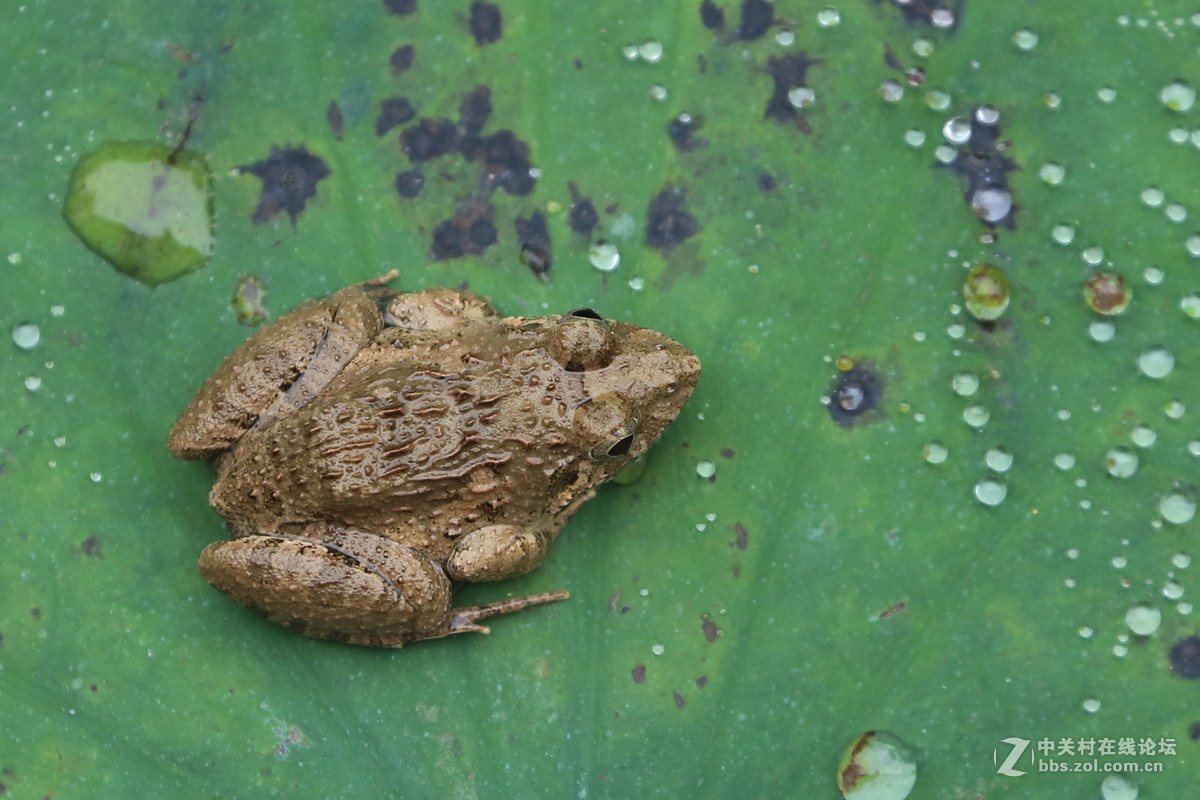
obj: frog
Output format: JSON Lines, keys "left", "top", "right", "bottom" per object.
{"left": 167, "top": 273, "right": 700, "bottom": 648}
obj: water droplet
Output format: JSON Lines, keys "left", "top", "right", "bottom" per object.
{"left": 946, "top": 322, "right": 966, "bottom": 339}
{"left": 912, "top": 38, "right": 934, "bottom": 58}
{"left": 1013, "top": 28, "right": 1039, "bottom": 50}
{"left": 1051, "top": 224, "right": 1076, "bottom": 245}
{"left": 1100, "top": 774, "right": 1139, "bottom": 800}
{"left": 24, "top": 375, "right": 42, "bottom": 392}
{"left": 1179, "top": 601, "right": 1194, "bottom": 615}
{"left": 1143, "top": 266, "right": 1164, "bottom": 285}
{"left": 816, "top": 6, "right": 841, "bottom": 27}
{"left": 1165, "top": 399, "right": 1186, "bottom": 420}
{"left": 933, "top": 144, "right": 957, "bottom": 164}
{"left": 837, "top": 731, "right": 917, "bottom": 800}
{"left": 879, "top": 80, "right": 904, "bottom": 103}
{"left": 588, "top": 241, "right": 620, "bottom": 272}
{"left": 1190, "top": 439, "right": 1200, "bottom": 457}
{"left": 621, "top": 44, "right": 639, "bottom": 61}
{"left": 1125, "top": 603, "right": 1162, "bottom": 636}
{"left": 89, "top": 471, "right": 103, "bottom": 483}
{"left": 974, "top": 477, "right": 1007, "bottom": 506}
{"left": 922, "top": 442, "right": 948, "bottom": 464}
{"left": 1159, "top": 489, "right": 1197, "bottom": 525}
{"left": 775, "top": 30, "right": 795, "bottom": 46}
{"left": 1112, "top": 644, "right": 1128, "bottom": 657}
{"left": 1160, "top": 80, "right": 1196, "bottom": 112}
{"left": 12, "top": 322, "right": 40, "bottom": 350}
{"left": 930, "top": 8, "right": 955, "bottom": 28}
{"left": 962, "top": 263, "right": 1010, "bottom": 321}
{"left": 695, "top": 461, "right": 716, "bottom": 479}
{"left": 924, "top": 90, "right": 951, "bottom": 110}
{"left": 1180, "top": 293, "right": 1200, "bottom": 319}
{"left": 1088, "top": 320, "right": 1116, "bottom": 342}
{"left": 788, "top": 86, "right": 816, "bottom": 108}
{"left": 971, "top": 188, "right": 1012, "bottom": 224}
{"left": 1141, "top": 187, "right": 1165, "bottom": 207}
{"left": 1081, "top": 697, "right": 1101, "bottom": 713}
{"left": 1137, "top": 346, "right": 1175, "bottom": 379}
{"left": 638, "top": 40, "right": 663, "bottom": 63}
{"left": 649, "top": 84, "right": 667, "bottom": 101}
{"left": 650, "top": 643, "right": 665, "bottom": 656}
{"left": 1104, "top": 447, "right": 1139, "bottom": 478}
{"left": 951, "top": 371, "right": 979, "bottom": 397}
{"left": 974, "top": 105, "right": 999, "bottom": 125}
{"left": 941, "top": 116, "right": 971, "bottom": 144}
{"left": 1163, "top": 581, "right": 1184, "bottom": 600}
{"left": 627, "top": 277, "right": 645, "bottom": 292}
{"left": 1043, "top": 92, "right": 1061, "bottom": 109}
{"left": 985, "top": 448, "right": 1013, "bottom": 472}
{"left": 1131, "top": 425, "right": 1156, "bottom": 448}
{"left": 1169, "top": 127, "right": 1190, "bottom": 144}
{"left": 963, "top": 405, "right": 989, "bottom": 428}
{"left": 62, "top": 140, "right": 214, "bottom": 286}
{"left": 903, "top": 129, "right": 926, "bottom": 147}
{"left": 1084, "top": 271, "right": 1131, "bottom": 315}
{"left": 50, "top": 305, "right": 65, "bottom": 317}
{"left": 1054, "top": 453, "right": 1076, "bottom": 471}
{"left": 1081, "top": 245, "right": 1104, "bottom": 265}
{"left": 1186, "top": 234, "right": 1200, "bottom": 256}
{"left": 1173, "top": 552, "right": 1192, "bottom": 569}
{"left": 1112, "top": 555, "right": 1128, "bottom": 570}
{"left": 1038, "top": 162, "right": 1066, "bottom": 185}
{"left": 1097, "top": 86, "right": 1117, "bottom": 103}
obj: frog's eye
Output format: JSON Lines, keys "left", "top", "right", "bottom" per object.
{"left": 588, "top": 418, "right": 640, "bottom": 462}
{"left": 549, "top": 310, "right": 616, "bottom": 371}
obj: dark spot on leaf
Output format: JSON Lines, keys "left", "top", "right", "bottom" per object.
{"left": 738, "top": 0, "right": 774, "bottom": 40}
{"left": 237, "top": 145, "right": 331, "bottom": 226}
{"left": 430, "top": 205, "right": 497, "bottom": 260}
{"left": 469, "top": 1, "right": 502, "bottom": 46}
{"left": 827, "top": 363, "right": 883, "bottom": 427}
{"left": 883, "top": 0, "right": 961, "bottom": 30}
{"left": 516, "top": 212, "right": 551, "bottom": 281}
{"left": 30, "top": 607, "right": 41, "bottom": 620}
{"left": 700, "top": 0, "right": 724, "bottom": 30}
{"left": 459, "top": 86, "right": 492, "bottom": 134}
{"left": 667, "top": 113, "right": 707, "bottom": 153}
{"left": 631, "top": 664, "right": 646, "bottom": 684}
{"left": 939, "top": 107, "right": 1019, "bottom": 229}
{"left": 734, "top": 522, "right": 748, "bottom": 550}
{"left": 1169, "top": 636, "right": 1200, "bottom": 678}
{"left": 326, "top": 100, "right": 344, "bottom": 141}
{"left": 574, "top": 58, "right": 583, "bottom": 69}
{"left": 764, "top": 53, "right": 822, "bottom": 130}
{"left": 389, "top": 44, "right": 414, "bottom": 75}
{"left": 702, "top": 620, "right": 720, "bottom": 642}
{"left": 646, "top": 184, "right": 699, "bottom": 250}
{"left": 1189, "top": 722, "right": 1200, "bottom": 741}
{"left": 376, "top": 97, "right": 416, "bottom": 137}
{"left": 401, "top": 118, "right": 460, "bottom": 162}
{"left": 90, "top": 683, "right": 98, "bottom": 692}
{"left": 720, "top": 447, "right": 736, "bottom": 459}
{"left": 78, "top": 536, "right": 103, "bottom": 558}
{"left": 695, "top": 676, "right": 708, "bottom": 688}
{"left": 883, "top": 42, "right": 904, "bottom": 70}
{"left": 568, "top": 183, "right": 598, "bottom": 237}
{"left": 464, "top": 130, "right": 535, "bottom": 195}
{"left": 757, "top": 173, "right": 776, "bottom": 192}
{"left": 383, "top": 0, "right": 417, "bottom": 15}
{"left": 395, "top": 169, "right": 424, "bottom": 198}
{"left": 673, "top": 690, "right": 686, "bottom": 708}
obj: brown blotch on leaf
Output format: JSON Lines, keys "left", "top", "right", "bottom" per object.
{"left": 646, "top": 184, "right": 699, "bottom": 250}
{"left": 667, "top": 113, "right": 707, "bottom": 153}
{"left": 1169, "top": 636, "right": 1200, "bottom": 679}
{"left": 78, "top": 536, "right": 103, "bottom": 558}
{"left": 459, "top": 86, "right": 492, "bottom": 134}
{"left": 695, "top": 676, "right": 708, "bottom": 688}
{"left": 764, "top": 53, "right": 822, "bottom": 130}
{"left": 568, "top": 182, "right": 599, "bottom": 237}
{"left": 827, "top": 363, "right": 883, "bottom": 427}
{"left": 1189, "top": 722, "right": 1200, "bottom": 741}
{"left": 464, "top": 130, "right": 535, "bottom": 195}
{"left": 673, "top": 690, "right": 686, "bottom": 708}
{"left": 401, "top": 118, "right": 460, "bottom": 162}
{"left": 702, "top": 620, "right": 720, "bottom": 642}
{"left": 699, "top": 0, "right": 724, "bottom": 30}
{"left": 469, "top": 1, "right": 502, "bottom": 46}
{"left": 326, "top": 100, "right": 344, "bottom": 141}
{"left": 885, "top": 0, "right": 961, "bottom": 30}
{"left": 430, "top": 205, "right": 498, "bottom": 260}
{"left": 516, "top": 212, "right": 552, "bottom": 282}
{"left": 734, "top": 522, "right": 748, "bottom": 550}
{"left": 376, "top": 97, "right": 416, "bottom": 137}
{"left": 738, "top": 0, "right": 774, "bottom": 40}
{"left": 237, "top": 146, "right": 331, "bottom": 226}
{"left": 940, "top": 107, "right": 1019, "bottom": 229}
{"left": 757, "top": 173, "right": 776, "bottom": 192}
{"left": 720, "top": 447, "right": 736, "bottom": 459}
{"left": 383, "top": 0, "right": 417, "bottom": 15}
{"left": 395, "top": 168, "right": 424, "bottom": 198}
{"left": 631, "top": 664, "right": 646, "bottom": 684}
{"left": 389, "top": 44, "right": 415, "bottom": 75}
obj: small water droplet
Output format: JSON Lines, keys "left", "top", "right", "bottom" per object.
{"left": 24, "top": 375, "right": 42, "bottom": 392}
{"left": 1141, "top": 187, "right": 1165, "bottom": 207}
{"left": 1189, "top": 439, "right": 1200, "bottom": 457}
{"left": 1180, "top": 293, "right": 1200, "bottom": 319}
{"left": 880, "top": 80, "right": 904, "bottom": 103}
{"left": 1112, "top": 555, "right": 1128, "bottom": 569}
{"left": 1160, "top": 80, "right": 1196, "bottom": 112}
{"left": 1173, "top": 552, "right": 1192, "bottom": 569}
{"left": 588, "top": 241, "right": 620, "bottom": 272}
{"left": 89, "top": 471, "right": 103, "bottom": 483}
{"left": 1104, "top": 447, "right": 1139, "bottom": 478}
{"left": 942, "top": 116, "right": 971, "bottom": 144}
{"left": 1078, "top": 625, "right": 1094, "bottom": 638}
{"left": 1054, "top": 453, "right": 1076, "bottom": 471}
{"left": 930, "top": 8, "right": 955, "bottom": 28}
{"left": 1038, "top": 162, "right": 1066, "bottom": 185}
{"left": 1112, "top": 644, "right": 1128, "bottom": 657}
{"left": 775, "top": 29, "right": 795, "bottom": 46}
{"left": 1097, "top": 86, "right": 1117, "bottom": 103}
{"left": 971, "top": 188, "right": 1012, "bottom": 224}
{"left": 1179, "top": 601, "right": 1194, "bottom": 615}
{"left": 963, "top": 405, "right": 989, "bottom": 428}
{"left": 695, "top": 460, "right": 716, "bottom": 479}
{"left": 1169, "top": 127, "right": 1190, "bottom": 144}
{"left": 1100, "top": 773, "right": 1139, "bottom": 800}
{"left": 963, "top": 263, "right": 1010, "bottom": 321}
{"left": 922, "top": 441, "right": 948, "bottom": 464}
{"left": 649, "top": 84, "right": 667, "bottom": 101}
{"left": 816, "top": 6, "right": 841, "bottom": 27}
{"left": 985, "top": 448, "right": 1013, "bottom": 472}
{"left": 1165, "top": 399, "right": 1186, "bottom": 420}
{"left": 1084, "top": 271, "right": 1131, "bottom": 315}
{"left": 621, "top": 44, "right": 639, "bottom": 61}
{"left": 1166, "top": 202, "right": 1188, "bottom": 223}
{"left": 787, "top": 86, "right": 816, "bottom": 108}
{"left": 1125, "top": 603, "right": 1162, "bottom": 635}
{"left": 1160, "top": 489, "right": 1197, "bottom": 525}
{"left": 1013, "top": 28, "right": 1039, "bottom": 50}
{"left": 1143, "top": 266, "right": 1164, "bottom": 285}
{"left": 12, "top": 322, "right": 40, "bottom": 350}
{"left": 1043, "top": 92, "right": 1061, "bottom": 109}
{"left": 933, "top": 144, "right": 957, "bottom": 165}
{"left": 650, "top": 643, "right": 665, "bottom": 656}
{"left": 1137, "top": 346, "right": 1175, "bottom": 379}
{"left": 1163, "top": 581, "right": 1184, "bottom": 600}
{"left": 1186, "top": 234, "right": 1200, "bottom": 256}
{"left": 1081, "top": 245, "right": 1105, "bottom": 265}
{"left": 837, "top": 731, "right": 917, "bottom": 800}
{"left": 903, "top": 129, "right": 926, "bottom": 147}
{"left": 912, "top": 38, "right": 934, "bottom": 58}
{"left": 638, "top": 40, "right": 663, "bottom": 63}
{"left": 1051, "top": 224, "right": 1076, "bottom": 245}
{"left": 1131, "top": 424, "right": 1156, "bottom": 448}
{"left": 1081, "top": 697, "right": 1101, "bottom": 713}
{"left": 951, "top": 371, "right": 979, "bottom": 397}
{"left": 946, "top": 322, "right": 966, "bottom": 339}
{"left": 974, "top": 477, "right": 1007, "bottom": 506}
{"left": 974, "top": 105, "right": 999, "bottom": 125}
{"left": 924, "top": 89, "right": 951, "bottom": 110}
{"left": 627, "top": 277, "right": 645, "bottom": 292}
{"left": 1088, "top": 320, "right": 1116, "bottom": 342}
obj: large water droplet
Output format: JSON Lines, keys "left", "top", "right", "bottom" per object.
{"left": 1160, "top": 80, "right": 1196, "bottom": 112}
{"left": 951, "top": 372, "right": 979, "bottom": 397}
{"left": 1141, "top": 187, "right": 1165, "bottom": 207}
{"left": 788, "top": 87, "right": 816, "bottom": 108}
{"left": 1131, "top": 424, "right": 1156, "bottom": 448}
{"left": 974, "top": 477, "right": 1007, "bottom": 506}
{"left": 1100, "top": 774, "right": 1139, "bottom": 800}
{"left": 942, "top": 117, "right": 972, "bottom": 144}
{"left": 588, "top": 241, "right": 620, "bottom": 272}
{"left": 985, "top": 448, "right": 1013, "bottom": 472}
{"left": 12, "top": 322, "right": 40, "bottom": 350}
{"left": 1104, "top": 447, "right": 1138, "bottom": 478}
{"left": 963, "top": 263, "right": 1010, "bottom": 321}
{"left": 1137, "top": 346, "right": 1175, "bottom": 379}
{"left": 922, "top": 442, "right": 948, "bottom": 464}
{"left": 1125, "top": 603, "right": 1162, "bottom": 636}
{"left": 963, "top": 405, "right": 989, "bottom": 428}
{"left": 1160, "top": 489, "right": 1197, "bottom": 525}
{"left": 971, "top": 188, "right": 1012, "bottom": 224}
{"left": 1038, "top": 162, "right": 1066, "bottom": 185}
{"left": 1012, "top": 29, "right": 1039, "bottom": 50}
{"left": 816, "top": 7, "right": 842, "bottom": 28}
{"left": 837, "top": 730, "right": 917, "bottom": 800}
{"left": 62, "top": 140, "right": 214, "bottom": 287}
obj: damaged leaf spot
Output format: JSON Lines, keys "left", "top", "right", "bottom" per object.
{"left": 395, "top": 168, "right": 424, "bottom": 198}
{"left": 699, "top": 0, "right": 724, "bottom": 30}
{"left": 738, "top": 0, "right": 774, "bottom": 40}
{"left": 702, "top": 619, "right": 720, "bottom": 642}
{"left": 631, "top": 664, "right": 646, "bottom": 684}
{"left": 734, "top": 522, "right": 748, "bottom": 550}
{"left": 237, "top": 146, "right": 331, "bottom": 226}
{"left": 326, "top": 100, "right": 344, "bottom": 141}
{"left": 469, "top": 1, "right": 502, "bottom": 46}
{"left": 827, "top": 363, "right": 883, "bottom": 427}
{"left": 757, "top": 173, "right": 777, "bottom": 192}
{"left": 459, "top": 86, "right": 492, "bottom": 134}
{"left": 376, "top": 97, "right": 416, "bottom": 137}
{"left": 646, "top": 185, "right": 699, "bottom": 250}
{"left": 401, "top": 118, "right": 460, "bottom": 162}
{"left": 765, "top": 53, "right": 822, "bottom": 130}
{"left": 77, "top": 536, "right": 103, "bottom": 558}
{"left": 1169, "top": 636, "right": 1200, "bottom": 678}
{"left": 466, "top": 130, "right": 535, "bottom": 195}
{"left": 231, "top": 274, "right": 270, "bottom": 327}
{"left": 383, "top": 0, "right": 417, "bottom": 15}
{"left": 673, "top": 690, "right": 686, "bottom": 708}
{"left": 516, "top": 212, "right": 551, "bottom": 281}
{"left": 430, "top": 205, "right": 497, "bottom": 260}
{"left": 568, "top": 182, "right": 598, "bottom": 237}
{"left": 389, "top": 44, "right": 415, "bottom": 75}
{"left": 668, "top": 113, "right": 707, "bottom": 153}
{"left": 882, "top": 0, "right": 960, "bottom": 30}
{"left": 940, "top": 107, "right": 1019, "bottom": 229}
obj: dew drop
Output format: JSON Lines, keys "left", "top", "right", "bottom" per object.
{"left": 836, "top": 731, "right": 917, "bottom": 800}
{"left": 971, "top": 188, "right": 1012, "bottom": 224}
{"left": 1159, "top": 489, "right": 1197, "bottom": 525}
{"left": 1088, "top": 320, "right": 1116, "bottom": 342}
{"left": 1131, "top": 425, "right": 1156, "bottom": 448}
{"left": 963, "top": 405, "right": 989, "bottom": 428}
{"left": 946, "top": 322, "right": 966, "bottom": 339}
{"left": 649, "top": 84, "right": 667, "bottom": 101}
{"left": 695, "top": 461, "right": 716, "bottom": 479}
{"left": 903, "top": 129, "right": 926, "bottom": 147}
{"left": 924, "top": 90, "right": 951, "bottom": 110}
{"left": 89, "top": 471, "right": 103, "bottom": 483}
{"left": 1012, "top": 28, "right": 1039, "bottom": 50}
{"left": 638, "top": 40, "right": 663, "bottom": 63}
{"left": 1051, "top": 224, "right": 1076, "bottom": 245}
{"left": 1054, "top": 453, "right": 1076, "bottom": 471}
{"left": 621, "top": 44, "right": 639, "bottom": 61}
{"left": 1104, "top": 447, "right": 1138, "bottom": 478}
{"left": 1143, "top": 266, "right": 1164, "bottom": 285}
{"left": 1100, "top": 774, "right": 1139, "bottom": 800}
{"left": 922, "top": 441, "right": 948, "bottom": 464}
{"left": 1081, "top": 245, "right": 1104, "bottom": 266}
{"left": 1163, "top": 581, "right": 1184, "bottom": 600}
{"left": 933, "top": 144, "right": 957, "bottom": 164}
{"left": 930, "top": 8, "right": 954, "bottom": 28}
{"left": 1169, "top": 127, "right": 1190, "bottom": 144}
{"left": 974, "top": 477, "right": 1007, "bottom": 506}
{"left": 24, "top": 375, "right": 42, "bottom": 392}
{"left": 588, "top": 241, "right": 620, "bottom": 272}
{"left": 880, "top": 80, "right": 904, "bottom": 103}
{"left": 1137, "top": 346, "right": 1175, "bottom": 379}
{"left": 1081, "top": 697, "right": 1101, "bottom": 713}
{"left": 1186, "top": 234, "right": 1200, "bottom": 256}
{"left": 1173, "top": 552, "right": 1192, "bottom": 569}
{"left": 985, "top": 448, "right": 1013, "bottom": 472}
{"left": 816, "top": 7, "right": 841, "bottom": 28}
{"left": 627, "top": 277, "right": 645, "bottom": 292}
{"left": 942, "top": 116, "right": 972, "bottom": 144}
{"left": 788, "top": 87, "right": 816, "bottom": 108}
{"left": 912, "top": 39, "right": 934, "bottom": 58}
{"left": 1141, "top": 187, "right": 1165, "bottom": 207}
{"left": 12, "top": 322, "right": 40, "bottom": 350}
{"left": 1125, "top": 603, "right": 1162, "bottom": 636}
{"left": 1160, "top": 80, "right": 1196, "bottom": 112}
{"left": 1165, "top": 399, "right": 1185, "bottom": 420}
{"left": 962, "top": 263, "right": 1010, "bottom": 321}
{"left": 951, "top": 371, "right": 979, "bottom": 397}
{"left": 1043, "top": 92, "right": 1061, "bottom": 109}
{"left": 1180, "top": 293, "right": 1200, "bottom": 318}
{"left": 1078, "top": 625, "right": 1094, "bottom": 638}
{"left": 1166, "top": 202, "right": 1188, "bottom": 223}
{"left": 650, "top": 643, "right": 665, "bottom": 656}
{"left": 1097, "top": 86, "right": 1117, "bottom": 103}
{"left": 1190, "top": 439, "right": 1200, "bottom": 457}
{"left": 775, "top": 30, "right": 795, "bottom": 46}
{"left": 1084, "top": 271, "right": 1131, "bottom": 315}
{"left": 1038, "top": 162, "right": 1066, "bottom": 185}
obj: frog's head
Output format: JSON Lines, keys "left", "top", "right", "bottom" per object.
{"left": 544, "top": 307, "right": 700, "bottom": 479}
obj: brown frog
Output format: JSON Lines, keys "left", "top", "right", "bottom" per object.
{"left": 167, "top": 274, "right": 700, "bottom": 647}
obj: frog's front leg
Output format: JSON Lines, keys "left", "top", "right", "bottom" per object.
{"left": 445, "top": 523, "right": 556, "bottom": 583}
{"left": 199, "top": 525, "right": 565, "bottom": 647}
{"left": 167, "top": 276, "right": 397, "bottom": 461}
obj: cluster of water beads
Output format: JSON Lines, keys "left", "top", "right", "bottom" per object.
{"left": 622, "top": 41, "right": 663, "bottom": 63}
